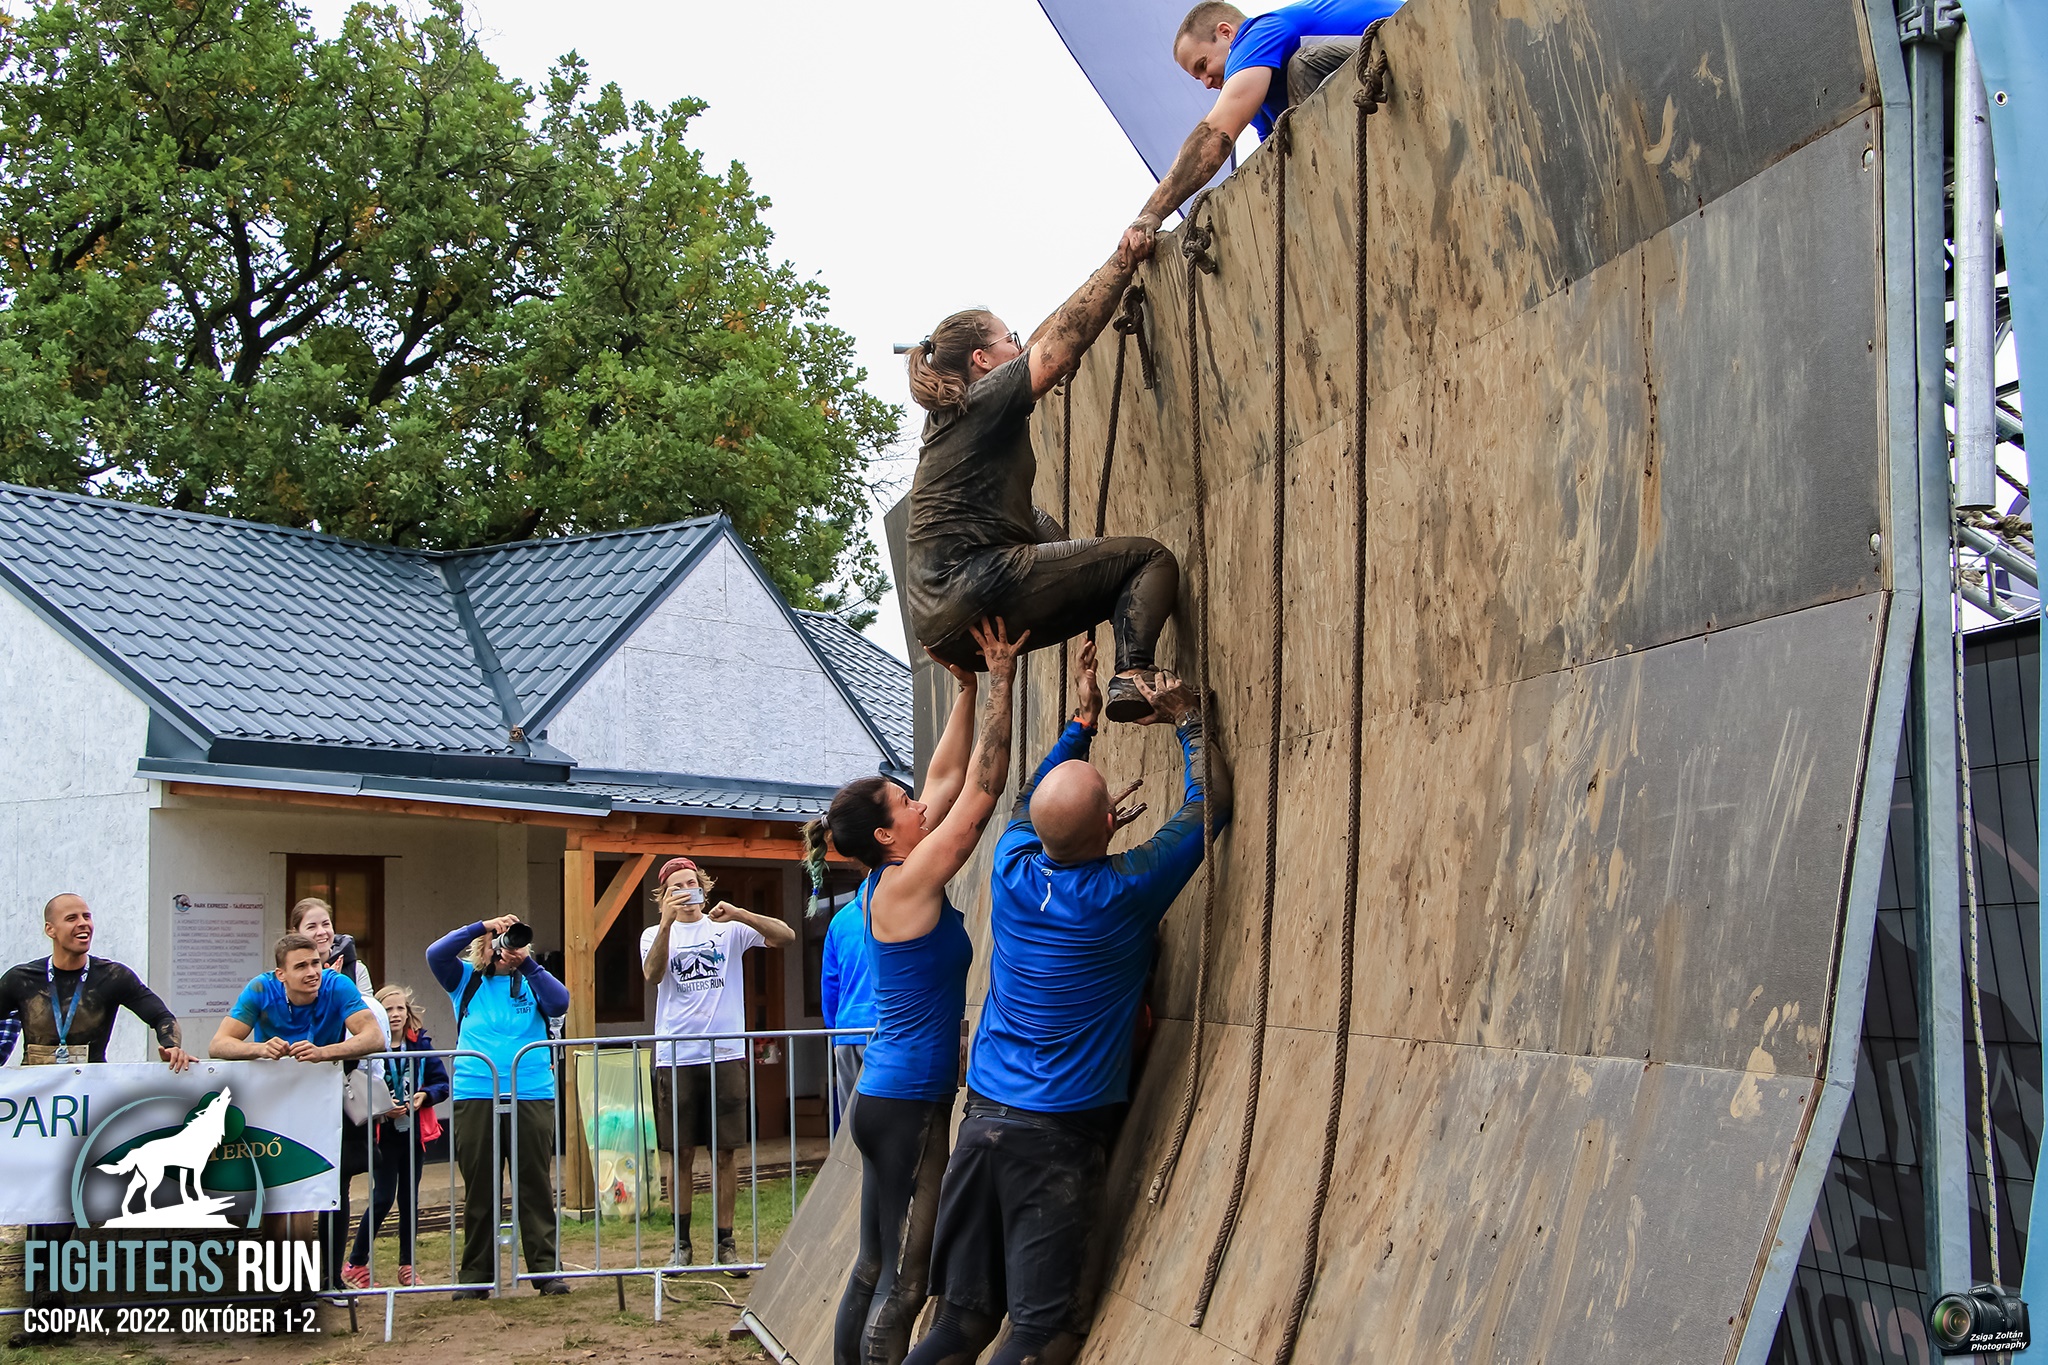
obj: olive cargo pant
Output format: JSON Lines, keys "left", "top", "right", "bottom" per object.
{"left": 453, "top": 1098, "right": 558, "bottom": 1288}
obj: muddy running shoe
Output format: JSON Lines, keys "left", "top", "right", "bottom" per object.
{"left": 341, "top": 1263, "right": 371, "bottom": 1290}
{"left": 1104, "top": 671, "right": 1160, "bottom": 724}
{"left": 536, "top": 1278, "right": 571, "bottom": 1296}
{"left": 718, "top": 1237, "right": 748, "bottom": 1278}
{"left": 450, "top": 1289, "right": 489, "bottom": 1301}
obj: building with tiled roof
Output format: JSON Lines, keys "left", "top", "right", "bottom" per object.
{"left": 0, "top": 482, "right": 906, "bottom": 1108}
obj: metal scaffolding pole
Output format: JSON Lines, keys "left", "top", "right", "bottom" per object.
{"left": 1955, "top": 26, "right": 1999, "bottom": 511}
{"left": 1907, "top": 22, "right": 1972, "bottom": 1300}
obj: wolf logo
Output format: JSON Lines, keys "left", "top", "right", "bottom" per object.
{"left": 96, "top": 1086, "right": 233, "bottom": 1218}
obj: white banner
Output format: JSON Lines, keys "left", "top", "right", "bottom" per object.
{"left": 0, "top": 1061, "right": 342, "bottom": 1225}
{"left": 168, "top": 894, "right": 267, "bottom": 1016}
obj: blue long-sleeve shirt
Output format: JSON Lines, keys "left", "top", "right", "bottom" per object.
{"left": 427, "top": 923, "right": 568, "bottom": 1100}
{"left": 820, "top": 892, "right": 879, "bottom": 1046}
{"left": 967, "top": 718, "right": 1228, "bottom": 1112}
{"left": 1224, "top": 0, "right": 1404, "bottom": 138}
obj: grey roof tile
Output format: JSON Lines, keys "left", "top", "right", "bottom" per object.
{"left": 0, "top": 485, "right": 716, "bottom": 759}
{"left": 794, "top": 610, "right": 913, "bottom": 769}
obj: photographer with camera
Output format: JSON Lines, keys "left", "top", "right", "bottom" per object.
{"left": 425, "top": 914, "right": 570, "bottom": 1298}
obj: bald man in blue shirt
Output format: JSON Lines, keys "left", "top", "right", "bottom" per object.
{"left": 1122, "top": 0, "right": 1403, "bottom": 261}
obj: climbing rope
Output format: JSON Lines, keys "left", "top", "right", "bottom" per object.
{"left": 1275, "top": 24, "right": 1387, "bottom": 1363}
{"left": 1096, "top": 285, "right": 1150, "bottom": 541}
{"left": 1952, "top": 519, "right": 2001, "bottom": 1286}
{"left": 1192, "top": 108, "right": 1293, "bottom": 1329}
{"left": 1149, "top": 186, "right": 1221, "bottom": 1206}
{"left": 1059, "top": 383, "right": 1074, "bottom": 722}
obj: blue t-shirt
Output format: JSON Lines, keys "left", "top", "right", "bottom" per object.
{"left": 444, "top": 962, "right": 556, "bottom": 1101}
{"left": 856, "top": 866, "right": 973, "bottom": 1103}
{"left": 968, "top": 721, "right": 1221, "bottom": 1111}
{"left": 228, "top": 969, "right": 367, "bottom": 1047}
{"left": 820, "top": 893, "right": 879, "bottom": 1047}
{"left": 1223, "top": 0, "right": 1404, "bottom": 138}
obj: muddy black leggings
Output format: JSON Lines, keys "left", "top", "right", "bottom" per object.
{"left": 834, "top": 1094, "right": 954, "bottom": 1365}
{"left": 926, "top": 536, "right": 1178, "bottom": 676}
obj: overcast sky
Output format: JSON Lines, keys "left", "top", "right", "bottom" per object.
{"left": 299, "top": 0, "right": 1223, "bottom": 660}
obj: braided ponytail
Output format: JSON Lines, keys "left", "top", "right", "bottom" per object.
{"left": 803, "top": 818, "right": 829, "bottom": 916}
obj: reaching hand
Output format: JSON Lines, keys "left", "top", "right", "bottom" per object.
{"left": 1120, "top": 216, "right": 1161, "bottom": 268}
{"left": 969, "top": 617, "right": 1031, "bottom": 686}
{"left": 1109, "top": 779, "right": 1148, "bottom": 833}
{"left": 1073, "top": 637, "right": 1103, "bottom": 725}
{"left": 1133, "top": 671, "right": 1198, "bottom": 726}
{"left": 159, "top": 1045, "right": 195, "bottom": 1074}
{"left": 928, "top": 647, "right": 978, "bottom": 690}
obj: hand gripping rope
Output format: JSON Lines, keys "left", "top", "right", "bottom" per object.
{"left": 1192, "top": 102, "right": 1295, "bottom": 1330}
{"left": 1148, "top": 184, "right": 1222, "bottom": 1207}
{"left": 1274, "top": 24, "right": 1389, "bottom": 1364}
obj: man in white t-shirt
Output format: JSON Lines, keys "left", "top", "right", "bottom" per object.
{"left": 640, "top": 856, "right": 794, "bottom": 1272}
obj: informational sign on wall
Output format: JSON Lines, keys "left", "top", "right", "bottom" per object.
{"left": 168, "top": 895, "right": 266, "bottom": 1017}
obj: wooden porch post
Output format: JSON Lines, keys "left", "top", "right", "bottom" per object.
{"left": 562, "top": 839, "right": 596, "bottom": 1212}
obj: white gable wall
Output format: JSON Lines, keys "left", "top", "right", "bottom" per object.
{"left": 0, "top": 588, "right": 154, "bottom": 1058}
{"left": 545, "top": 537, "right": 886, "bottom": 785}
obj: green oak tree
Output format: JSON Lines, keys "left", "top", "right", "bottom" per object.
{"left": 0, "top": 0, "right": 896, "bottom": 618}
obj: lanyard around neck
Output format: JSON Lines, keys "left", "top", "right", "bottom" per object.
{"left": 46, "top": 955, "right": 87, "bottom": 1050}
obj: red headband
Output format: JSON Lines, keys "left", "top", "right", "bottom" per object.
{"left": 658, "top": 857, "right": 699, "bottom": 885}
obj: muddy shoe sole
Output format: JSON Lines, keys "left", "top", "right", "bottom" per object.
{"left": 1104, "top": 673, "right": 1156, "bottom": 724}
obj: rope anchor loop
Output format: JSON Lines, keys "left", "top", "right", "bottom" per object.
{"left": 1354, "top": 17, "right": 1391, "bottom": 113}
{"left": 1181, "top": 188, "right": 1220, "bottom": 276}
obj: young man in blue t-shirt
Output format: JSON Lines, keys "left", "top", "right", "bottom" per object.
{"left": 211, "top": 932, "right": 383, "bottom": 1061}
{"left": 902, "top": 648, "right": 1233, "bottom": 1365}
{"left": 1122, "top": 0, "right": 1403, "bottom": 262}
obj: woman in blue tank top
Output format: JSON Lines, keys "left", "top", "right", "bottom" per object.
{"left": 806, "top": 617, "right": 1025, "bottom": 1365}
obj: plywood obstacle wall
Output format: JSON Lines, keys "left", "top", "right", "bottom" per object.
{"left": 752, "top": 0, "right": 1899, "bottom": 1359}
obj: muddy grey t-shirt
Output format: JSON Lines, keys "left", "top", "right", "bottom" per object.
{"left": 905, "top": 355, "right": 1041, "bottom": 648}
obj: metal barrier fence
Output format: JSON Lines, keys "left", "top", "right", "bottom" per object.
{"left": 330, "top": 1047, "right": 504, "bottom": 1339}
{"left": 505, "top": 1029, "right": 868, "bottom": 1317}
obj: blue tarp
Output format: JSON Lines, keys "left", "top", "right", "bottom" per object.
{"left": 1036, "top": 0, "right": 1231, "bottom": 189}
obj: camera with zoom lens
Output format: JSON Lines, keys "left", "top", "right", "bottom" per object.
{"left": 1928, "top": 1284, "right": 2029, "bottom": 1355}
{"left": 492, "top": 922, "right": 533, "bottom": 955}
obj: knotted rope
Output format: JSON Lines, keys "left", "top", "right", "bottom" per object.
{"left": 1274, "top": 23, "right": 1387, "bottom": 1363}
{"left": 1148, "top": 186, "right": 1220, "bottom": 1206}
{"left": 1192, "top": 106, "right": 1293, "bottom": 1329}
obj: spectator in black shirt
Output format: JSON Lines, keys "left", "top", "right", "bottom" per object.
{"left": 3, "top": 893, "right": 190, "bottom": 1347}
{"left": 0, "top": 893, "right": 191, "bottom": 1068}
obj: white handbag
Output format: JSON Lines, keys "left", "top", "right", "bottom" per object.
{"left": 342, "top": 1061, "right": 395, "bottom": 1127}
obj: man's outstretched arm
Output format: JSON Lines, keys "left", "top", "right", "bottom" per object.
{"left": 1122, "top": 68, "right": 1273, "bottom": 260}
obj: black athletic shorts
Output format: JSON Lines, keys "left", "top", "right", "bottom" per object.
{"left": 923, "top": 1092, "right": 1123, "bottom": 1335}
{"left": 652, "top": 1058, "right": 750, "bottom": 1153}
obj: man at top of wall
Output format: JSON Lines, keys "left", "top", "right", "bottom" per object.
{"left": 1121, "top": 0, "right": 1404, "bottom": 262}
